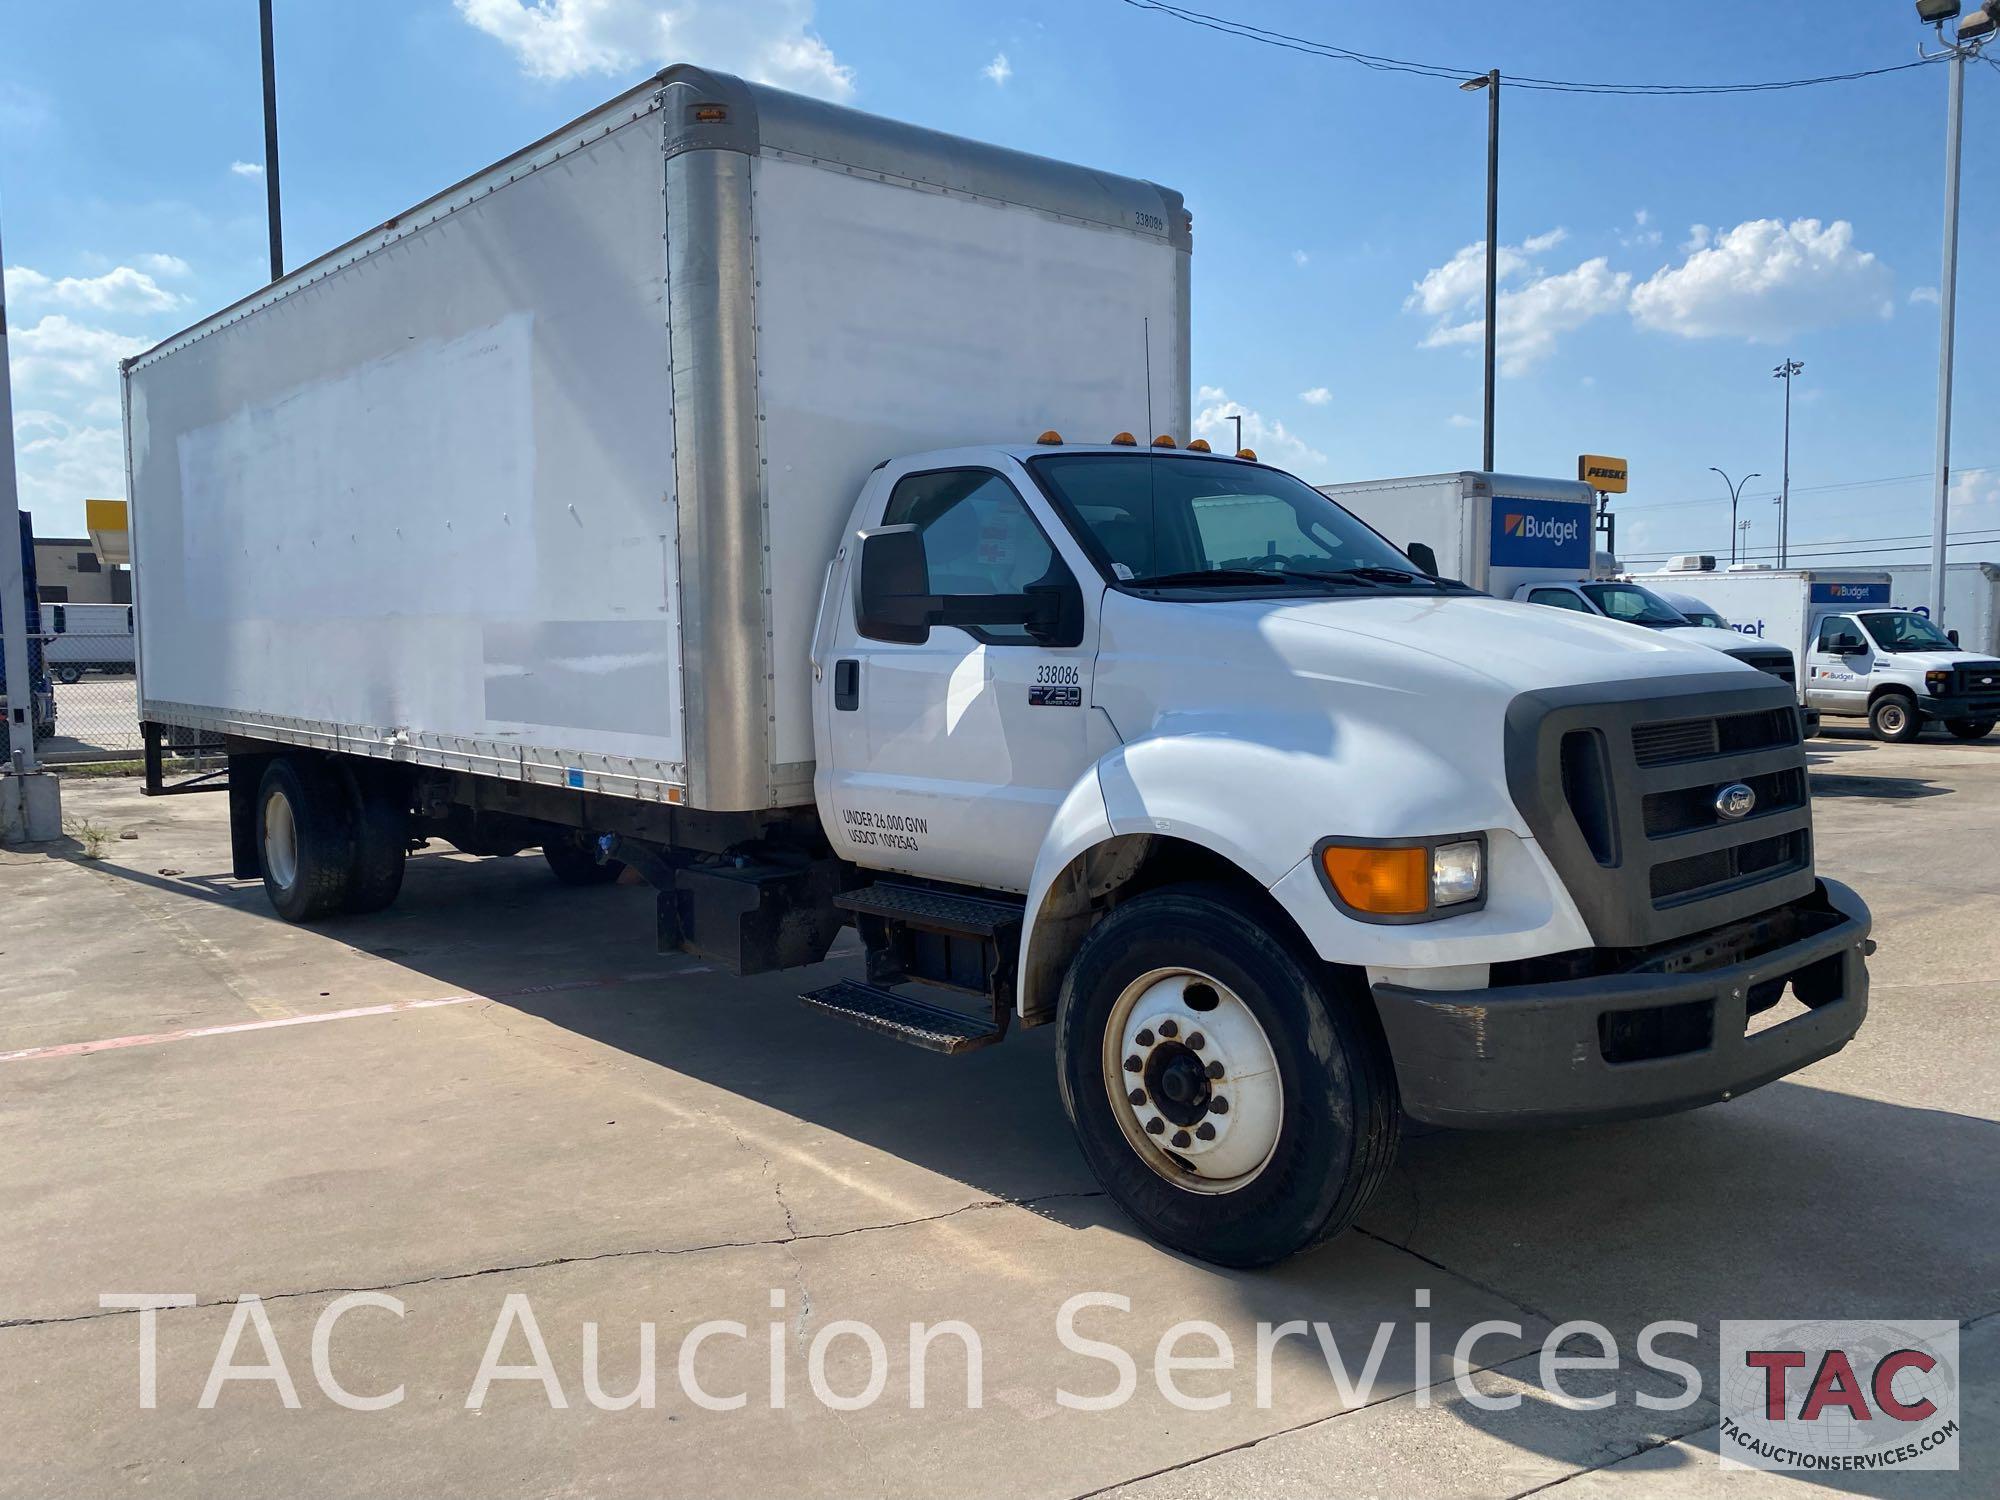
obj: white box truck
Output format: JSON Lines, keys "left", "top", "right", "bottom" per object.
{"left": 125, "top": 68, "right": 1871, "bottom": 1267}
{"left": 1322, "top": 475, "right": 1802, "bottom": 689}
{"left": 42, "top": 601, "right": 135, "bottom": 683}
{"left": 1641, "top": 567, "right": 2000, "bottom": 740}
{"left": 1884, "top": 561, "right": 2000, "bottom": 656}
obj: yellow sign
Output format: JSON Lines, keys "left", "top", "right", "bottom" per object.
{"left": 85, "top": 497, "right": 130, "bottom": 566}
{"left": 1578, "top": 455, "right": 1628, "bottom": 493}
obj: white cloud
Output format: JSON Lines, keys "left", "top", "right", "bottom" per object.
{"left": 1447, "top": 413, "right": 1477, "bottom": 429}
{"left": 138, "top": 253, "right": 192, "bottom": 278}
{"left": 1619, "top": 209, "right": 1661, "bottom": 249}
{"left": 5, "top": 315, "right": 151, "bottom": 392}
{"left": 1629, "top": 218, "right": 1893, "bottom": 342}
{"left": 1949, "top": 468, "right": 2000, "bottom": 529}
{"left": 1634, "top": 208, "right": 1650, "bottom": 227}
{"left": 7, "top": 264, "right": 185, "bottom": 315}
{"left": 1909, "top": 285, "right": 1940, "bottom": 306}
{"left": 1298, "top": 386, "right": 1332, "bottom": 406}
{"left": 12, "top": 411, "right": 127, "bottom": 517}
{"left": 1291, "top": 249, "right": 1309, "bottom": 268}
{"left": 230, "top": 160, "right": 265, "bottom": 178}
{"left": 1682, "top": 224, "right": 1711, "bottom": 253}
{"left": 983, "top": 52, "right": 1011, "bottom": 85}
{"left": 1408, "top": 230, "right": 1627, "bottom": 375}
{"left": 455, "top": 0, "right": 854, "bottom": 99}
{"left": 1193, "top": 385, "right": 1327, "bottom": 473}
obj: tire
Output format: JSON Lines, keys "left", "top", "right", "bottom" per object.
{"left": 54, "top": 665, "right": 83, "bottom": 685}
{"left": 255, "top": 757, "right": 355, "bottom": 922}
{"left": 340, "top": 764, "right": 408, "bottom": 914}
{"left": 1054, "top": 885, "right": 1400, "bottom": 1268}
{"left": 1946, "top": 718, "right": 1996, "bottom": 741}
{"left": 1869, "top": 693, "right": 1921, "bottom": 743}
{"left": 542, "top": 830, "right": 623, "bottom": 886}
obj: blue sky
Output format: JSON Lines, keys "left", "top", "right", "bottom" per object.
{"left": 2, "top": 0, "right": 1994, "bottom": 569}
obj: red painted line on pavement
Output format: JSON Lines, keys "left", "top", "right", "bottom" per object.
{"left": 0, "top": 965, "right": 717, "bottom": 1065}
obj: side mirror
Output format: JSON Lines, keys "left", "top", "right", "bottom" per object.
{"left": 1949, "top": 628, "right": 1961, "bottom": 647}
{"left": 1405, "top": 541, "right": 1440, "bottom": 577}
{"left": 855, "top": 526, "right": 932, "bottom": 644}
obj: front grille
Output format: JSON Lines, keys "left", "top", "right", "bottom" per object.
{"left": 1632, "top": 706, "right": 1798, "bottom": 768}
{"left": 1507, "top": 678, "right": 1818, "bottom": 947}
{"left": 1729, "top": 648, "right": 1797, "bottom": 689}
{"left": 1651, "top": 830, "right": 1810, "bottom": 903}
{"left": 1642, "top": 767, "right": 1807, "bottom": 838}
{"left": 1951, "top": 661, "right": 2000, "bottom": 712}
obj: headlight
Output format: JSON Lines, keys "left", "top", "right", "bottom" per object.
{"left": 1315, "top": 834, "right": 1486, "bottom": 922}
{"left": 1926, "top": 670, "right": 1951, "bottom": 695}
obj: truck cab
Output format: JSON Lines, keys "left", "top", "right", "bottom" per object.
{"left": 1806, "top": 607, "right": 2000, "bottom": 741}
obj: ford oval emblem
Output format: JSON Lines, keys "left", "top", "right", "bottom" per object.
{"left": 1714, "top": 782, "right": 1757, "bottom": 821}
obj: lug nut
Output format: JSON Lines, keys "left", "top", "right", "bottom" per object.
{"left": 1186, "top": 1031, "right": 1205, "bottom": 1051}
{"left": 1136, "top": 1029, "right": 1154, "bottom": 1047}
{"left": 1146, "top": 1117, "right": 1165, "bottom": 1135}
{"left": 1209, "top": 1096, "right": 1229, "bottom": 1115}
{"left": 1195, "top": 1122, "right": 1216, "bottom": 1141}
{"left": 1206, "top": 1060, "right": 1224, "bottom": 1079}
{"left": 1124, "top": 1055, "right": 1142, "bottom": 1073}
{"left": 1158, "top": 1019, "right": 1179, "bottom": 1038}
{"left": 1128, "top": 1088, "right": 1146, "bottom": 1106}
{"left": 1171, "top": 1130, "right": 1191, "bottom": 1148}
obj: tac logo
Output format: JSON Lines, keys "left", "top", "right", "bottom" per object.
{"left": 1719, "top": 1320, "right": 1959, "bottom": 1472}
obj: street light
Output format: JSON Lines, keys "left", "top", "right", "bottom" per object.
{"left": 1914, "top": 0, "right": 1997, "bottom": 633}
{"left": 1461, "top": 69, "right": 1500, "bottom": 472}
{"left": 1710, "top": 468, "right": 1762, "bottom": 565}
{"left": 1772, "top": 359, "right": 1803, "bottom": 568}
{"left": 259, "top": 0, "right": 284, "bottom": 282}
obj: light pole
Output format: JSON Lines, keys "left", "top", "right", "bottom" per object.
{"left": 0, "top": 236, "right": 37, "bottom": 775}
{"left": 1710, "top": 467, "right": 1762, "bottom": 565}
{"left": 1460, "top": 69, "right": 1500, "bottom": 472}
{"left": 1738, "top": 517, "right": 1754, "bottom": 561}
{"left": 260, "top": 0, "right": 284, "bottom": 281}
{"left": 1227, "top": 415, "right": 1243, "bottom": 456}
{"left": 1915, "top": 0, "right": 1996, "bottom": 632}
{"left": 1772, "top": 359, "right": 1803, "bottom": 568}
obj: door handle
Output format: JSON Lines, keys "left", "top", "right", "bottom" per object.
{"left": 834, "top": 658, "right": 860, "bottom": 711}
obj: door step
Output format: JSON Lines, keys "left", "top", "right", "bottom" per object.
{"left": 798, "top": 979, "right": 1004, "bottom": 1055}
{"left": 834, "top": 883, "right": 1025, "bottom": 936}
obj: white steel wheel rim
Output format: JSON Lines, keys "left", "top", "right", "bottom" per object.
{"left": 1100, "top": 967, "right": 1283, "bottom": 1195}
{"left": 1880, "top": 703, "right": 1906, "bottom": 732}
{"left": 263, "top": 789, "right": 299, "bottom": 890}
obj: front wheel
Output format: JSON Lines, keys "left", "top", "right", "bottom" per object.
{"left": 54, "top": 665, "right": 83, "bottom": 685}
{"left": 1055, "top": 886, "right": 1400, "bottom": 1268}
{"left": 1869, "top": 693, "right": 1922, "bottom": 743}
{"left": 1946, "top": 718, "right": 1995, "bottom": 741}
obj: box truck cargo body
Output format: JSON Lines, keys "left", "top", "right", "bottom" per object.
{"left": 1883, "top": 561, "right": 2000, "bottom": 655}
{"left": 126, "top": 68, "right": 1189, "bottom": 814}
{"left": 1314, "top": 472, "right": 1599, "bottom": 597}
{"left": 124, "top": 69, "right": 1871, "bottom": 1267}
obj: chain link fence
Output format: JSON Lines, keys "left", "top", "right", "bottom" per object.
{"left": 37, "top": 612, "right": 143, "bottom": 762}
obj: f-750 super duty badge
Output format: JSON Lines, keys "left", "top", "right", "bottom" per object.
{"left": 1030, "top": 663, "right": 1082, "bottom": 707}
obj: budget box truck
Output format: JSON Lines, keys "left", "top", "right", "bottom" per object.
{"left": 125, "top": 67, "right": 1872, "bottom": 1267}
{"left": 1642, "top": 567, "right": 2000, "bottom": 741}
{"left": 1884, "top": 561, "right": 2000, "bottom": 656}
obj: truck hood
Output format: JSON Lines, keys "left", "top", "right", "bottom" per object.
{"left": 1883, "top": 649, "right": 1999, "bottom": 671}
{"left": 1655, "top": 622, "right": 1775, "bottom": 655}
{"left": 1243, "top": 592, "right": 1759, "bottom": 695}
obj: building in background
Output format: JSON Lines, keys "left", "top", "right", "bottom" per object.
{"left": 31, "top": 537, "right": 131, "bottom": 605}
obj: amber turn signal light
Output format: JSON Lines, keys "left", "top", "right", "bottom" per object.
{"left": 1319, "top": 844, "right": 1429, "bottom": 916}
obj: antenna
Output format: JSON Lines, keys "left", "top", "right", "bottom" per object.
{"left": 1143, "top": 317, "right": 1154, "bottom": 442}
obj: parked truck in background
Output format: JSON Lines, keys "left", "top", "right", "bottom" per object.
{"left": 124, "top": 68, "right": 1873, "bottom": 1266}
{"left": 1323, "top": 474, "right": 1802, "bottom": 691}
{"left": 42, "top": 601, "right": 136, "bottom": 684}
{"left": 1641, "top": 566, "right": 2000, "bottom": 741}
{"left": 1883, "top": 560, "right": 2000, "bottom": 657}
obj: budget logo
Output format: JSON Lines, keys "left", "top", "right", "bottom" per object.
{"left": 1719, "top": 1320, "right": 1959, "bottom": 1472}
{"left": 1490, "top": 499, "right": 1591, "bottom": 567}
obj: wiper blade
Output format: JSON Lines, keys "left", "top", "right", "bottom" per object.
{"left": 1292, "top": 565, "right": 1453, "bottom": 589}
{"left": 1124, "top": 568, "right": 1334, "bottom": 588}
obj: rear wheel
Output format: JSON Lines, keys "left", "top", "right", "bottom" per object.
{"left": 256, "top": 757, "right": 355, "bottom": 922}
{"left": 54, "top": 665, "right": 83, "bottom": 685}
{"left": 1869, "top": 693, "right": 1921, "bottom": 743}
{"left": 1946, "top": 718, "right": 1995, "bottom": 741}
{"left": 543, "top": 830, "right": 623, "bottom": 886}
{"left": 1055, "top": 885, "right": 1400, "bottom": 1267}
{"left": 340, "top": 764, "right": 409, "bottom": 914}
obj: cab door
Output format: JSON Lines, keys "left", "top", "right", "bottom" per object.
{"left": 816, "top": 461, "right": 1112, "bottom": 893}
{"left": 1806, "top": 613, "right": 1871, "bottom": 715}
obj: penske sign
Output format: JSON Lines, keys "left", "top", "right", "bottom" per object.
{"left": 1579, "top": 454, "right": 1628, "bottom": 493}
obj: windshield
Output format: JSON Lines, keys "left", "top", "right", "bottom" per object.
{"left": 1684, "top": 609, "right": 1727, "bottom": 629}
{"left": 1026, "top": 453, "right": 1452, "bottom": 593}
{"left": 1860, "top": 610, "right": 1955, "bottom": 652}
{"left": 1579, "top": 583, "right": 1690, "bottom": 628}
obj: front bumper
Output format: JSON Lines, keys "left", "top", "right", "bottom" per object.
{"left": 1372, "top": 879, "right": 1871, "bottom": 1129}
{"left": 1918, "top": 694, "right": 1999, "bottom": 722}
